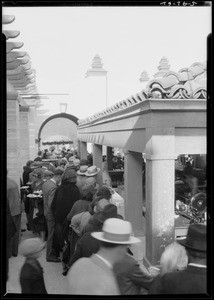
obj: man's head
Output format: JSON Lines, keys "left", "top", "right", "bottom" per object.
{"left": 177, "top": 223, "right": 206, "bottom": 264}
{"left": 53, "top": 167, "right": 64, "bottom": 184}
{"left": 91, "top": 218, "right": 140, "bottom": 264}
{"left": 62, "top": 168, "right": 77, "bottom": 184}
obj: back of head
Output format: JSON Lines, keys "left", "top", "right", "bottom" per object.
{"left": 54, "top": 167, "right": 64, "bottom": 176}
{"left": 62, "top": 168, "right": 77, "bottom": 183}
{"left": 97, "top": 186, "right": 111, "bottom": 200}
{"left": 95, "top": 198, "right": 110, "bottom": 212}
{"left": 81, "top": 184, "right": 97, "bottom": 200}
{"left": 160, "top": 242, "right": 188, "bottom": 276}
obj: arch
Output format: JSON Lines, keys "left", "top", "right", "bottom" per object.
{"left": 37, "top": 113, "right": 79, "bottom": 148}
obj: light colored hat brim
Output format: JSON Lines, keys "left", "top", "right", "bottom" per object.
{"left": 85, "top": 168, "right": 101, "bottom": 177}
{"left": 77, "top": 170, "right": 87, "bottom": 176}
{"left": 91, "top": 232, "right": 140, "bottom": 244}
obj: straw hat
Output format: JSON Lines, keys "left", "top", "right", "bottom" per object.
{"left": 19, "top": 238, "right": 46, "bottom": 257}
{"left": 91, "top": 218, "right": 140, "bottom": 244}
{"left": 77, "top": 165, "right": 88, "bottom": 176}
{"left": 85, "top": 166, "right": 100, "bottom": 177}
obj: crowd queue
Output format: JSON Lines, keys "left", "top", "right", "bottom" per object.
{"left": 6, "top": 146, "right": 207, "bottom": 295}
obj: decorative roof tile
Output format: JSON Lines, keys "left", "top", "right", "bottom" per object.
{"left": 78, "top": 60, "right": 206, "bottom": 126}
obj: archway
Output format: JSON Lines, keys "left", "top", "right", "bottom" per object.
{"left": 37, "top": 113, "right": 79, "bottom": 150}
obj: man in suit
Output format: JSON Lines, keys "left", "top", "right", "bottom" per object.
{"left": 66, "top": 218, "right": 140, "bottom": 295}
{"left": 42, "top": 167, "right": 64, "bottom": 262}
{"left": 150, "top": 223, "right": 207, "bottom": 294}
{"left": 7, "top": 173, "right": 22, "bottom": 257}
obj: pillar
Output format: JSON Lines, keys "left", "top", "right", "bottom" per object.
{"left": 106, "top": 146, "right": 113, "bottom": 171}
{"left": 19, "top": 105, "right": 30, "bottom": 171}
{"left": 124, "top": 151, "right": 144, "bottom": 234}
{"left": 144, "top": 127, "right": 176, "bottom": 266}
{"left": 93, "top": 144, "right": 103, "bottom": 187}
{"left": 79, "top": 141, "right": 87, "bottom": 160}
{"left": 28, "top": 106, "right": 37, "bottom": 160}
{"left": 7, "top": 80, "right": 21, "bottom": 185}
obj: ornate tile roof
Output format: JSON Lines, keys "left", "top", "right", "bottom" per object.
{"left": 78, "top": 59, "right": 206, "bottom": 126}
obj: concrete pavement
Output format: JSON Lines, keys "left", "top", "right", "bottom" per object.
{"left": 6, "top": 212, "right": 148, "bottom": 295}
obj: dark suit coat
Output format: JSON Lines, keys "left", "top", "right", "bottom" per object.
{"left": 149, "top": 265, "right": 207, "bottom": 294}
{"left": 113, "top": 253, "right": 153, "bottom": 295}
{"left": 20, "top": 258, "right": 47, "bottom": 294}
{"left": 69, "top": 232, "right": 100, "bottom": 267}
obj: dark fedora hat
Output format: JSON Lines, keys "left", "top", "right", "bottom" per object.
{"left": 93, "top": 204, "right": 119, "bottom": 224}
{"left": 177, "top": 224, "right": 206, "bottom": 252}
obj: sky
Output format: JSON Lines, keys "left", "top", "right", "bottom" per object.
{"left": 3, "top": 5, "right": 212, "bottom": 120}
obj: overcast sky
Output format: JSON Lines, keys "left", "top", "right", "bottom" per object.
{"left": 3, "top": 5, "right": 211, "bottom": 119}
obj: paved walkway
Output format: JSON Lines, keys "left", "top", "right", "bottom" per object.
{"left": 6, "top": 213, "right": 148, "bottom": 295}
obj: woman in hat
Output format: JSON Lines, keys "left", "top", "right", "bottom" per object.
{"left": 51, "top": 169, "right": 81, "bottom": 257}
{"left": 19, "top": 238, "right": 47, "bottom": 294}
{"left": 76, "top": 163, "right": 89, "bottom": 192}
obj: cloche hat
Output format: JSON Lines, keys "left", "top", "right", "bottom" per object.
{"left": 91, "top": 218, "right": 140, "bottom": 244}
{"left": 77, "top": 165, "right": 88, "bottom": 176}
{"left": 85, "top": 177, "right": 99, "bottom": 190}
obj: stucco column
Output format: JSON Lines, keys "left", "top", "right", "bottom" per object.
{"left": 19, "top": 105, "right": 30, "bottom": 170}
{"left": 106, "top": 146, "right": 113, "bottom": 171}
{"left": 144, "top": 127, "right": 176, "bottom": 266}
{"left": 124, "top": 150, "right": 144, "bottom": 234}
{"left": 7, "top": 80, "right": 21, "bottom": 185}
{"left": 79, "top": 141, "right": 87, "bottom": 160}
{"left": 28, "top": 106, "right": 37, "bottom": 160}
{"left": 93, "top": 144, "right": 103, "bottom": 187}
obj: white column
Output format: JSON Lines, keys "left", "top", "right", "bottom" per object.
{"left": 19, "top": 106, "right": 30, "bottom": 170}
{"left": 144, "top": 127, "right": 176, "bottom": 266}
{"left": 79, "top": 141, "right": 88, "bottom": 160}
{"left": 28, "top": 106, "right": 37, "bottom": 160}
{"left": 93, "top": 144, "right": 103, "bottom": 187}
{"left": 124, "top": 150, "right": 144, "bottom": 234}
{"left": 7, "top": 81, "right": 21, "bottom": 185}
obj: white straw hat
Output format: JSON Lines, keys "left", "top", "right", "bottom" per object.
{"left": 91, "top": 218, "right": 140, "bottom": 244}
{"left": 85, "top": 166, "right": 100, "bottom": 177}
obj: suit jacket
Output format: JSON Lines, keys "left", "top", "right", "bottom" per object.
{"left": 68, "top": 232, "right": 100, "bottom": 267}
{"left": 67, "top": 254, "right": 120, "bottom": 295}
{"left": 149, "top": 265, "right": 207, "bottom": 294}
{"left": 42, "top": 179, "right": 57, "bottom": 216}
{"left": 7, "top": 177, "right": 22, "bottom": 216}
{"left": 113, "top": 253, "right": 153, "bottom": 295}
{"left": 20, "top": 258, "right": 47, "bottom": 294}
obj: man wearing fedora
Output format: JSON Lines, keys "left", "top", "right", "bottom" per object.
{"left": 151, "top": 224, "right": 207, "bottom": 294}
{"left": 42, "top": 167, "right": 64, "bottom": 262}
{"left": 67, "top": 218, "right": 140, "bottom": 295}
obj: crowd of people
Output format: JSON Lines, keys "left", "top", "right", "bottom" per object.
{"left": 6, "top": 147, "right": 207, "bottom": 295}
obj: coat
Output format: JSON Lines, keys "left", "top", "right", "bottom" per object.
{"left": 113, "top": 253, "right": 153, "bottom": 295}
{"left": 149, "top": 265, "right": 207, "bottom": 294}
{"left": 20, "top": 258, "right": 47, "bottom": 294}
{"left": 42, "top": 179, "right": 58, "bottom": 217}
{"left": 51, "top": 182, "right": 80, "bottom": 224}
{"left": 68, "top": 232, "right": 101, "bottom": 267}
{"left": 66, "top": 199, "right": 91, "bottom": 221}
{"left": 67, "top": 254, "right": 120, "bottom": 295}
{"left": 7, "top": 177, "right": 22, "bottom": 217}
